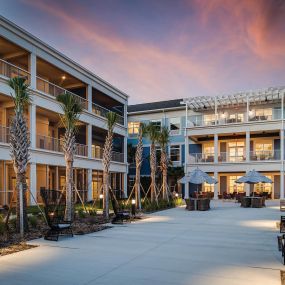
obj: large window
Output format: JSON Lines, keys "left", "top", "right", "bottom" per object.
{"left": 255, "top": 175, "right": 272, "bottom": 193}
{"left": 170, "top": 145, "right": 180, "bottom": 162}
{"left": 255, "top": 141, "right": 273, "bottom": 159}
{"left": 228, "top": 141, "right": 245, "bottom": 162}
{"left": 229, "top": 176, "right": 244, "bottom": 193}
{"left": 204, "top": 182, "right": 214, "bottom": 192}
{"left": 169, "top": 118, "right": 180, "bottom": 135}
{"left": 128, "top": 122, "right": 140, "bottom": 136}
{"left": 254, "top": 108, "right": 272, "bottom": 120}
{"left": 150, "top": 120, "right": 161, "bottom": 131}
{"left": 204, "top": 114, "right": 216, "bottom": 125}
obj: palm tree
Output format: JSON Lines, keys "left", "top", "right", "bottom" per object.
{"left": 57, "top": 93, "right": 83, "bottom": 222}
{"left": 9, "top": 77, "right": 30, "bottom": 234}
{"left": 134, "top": 123, "right": 146, "bottom": 210}
{"left": 102, "top": 112, "right": 117, "bottom": 219}
{"left": 146, "top": 122, "right": 159, "bottom": 203}
{"left": 158, "top": 126, "right": 170, "bottom": 201}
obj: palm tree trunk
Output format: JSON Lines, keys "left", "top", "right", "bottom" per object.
{"left": 103, "top": 171, "right": 109, "bottom": 219}
{"left": 65, "top": 159, "right": 73, "bottom": 221}
{"left": 135, "top": 167, "right": 141, "bottom": 210}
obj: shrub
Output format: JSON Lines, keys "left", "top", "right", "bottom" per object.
{"left": 78, "top": 209, "right": 87, "bottom": 219}
{"left": 0, "top": 221, "right": 6, "bottom": 235}
{"left": 28, "top": 215, "right": 38, "bottom": 228}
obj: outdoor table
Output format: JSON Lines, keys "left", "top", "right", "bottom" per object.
{"left": 241, "top": 196, "right": 264, "bottom": 208}
{"left": 188, "top": 198, "right": 210, "bottom": 211}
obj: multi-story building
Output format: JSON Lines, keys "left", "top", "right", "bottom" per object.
{"left": 0, "top": 16, "right": 128, "bottom": 206}
{"left": 127, "top": 99, "right": 186, "bottom": 193}
{"left": 128, "top": 87, "right": 285, "bottom": 200}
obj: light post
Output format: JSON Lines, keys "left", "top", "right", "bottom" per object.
{"left": 131, "top": 199, "right": 136, "bottom": 216}
{"left": 99, "top": 194, "right": 103, "bottom": 209}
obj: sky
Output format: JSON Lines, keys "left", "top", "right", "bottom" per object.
{"left": 1, "top": 0, "right": 285, "bottom": 104}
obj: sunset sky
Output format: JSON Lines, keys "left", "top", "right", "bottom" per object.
{"left": 2, "top": 0, "right": 285, "bottom": 104}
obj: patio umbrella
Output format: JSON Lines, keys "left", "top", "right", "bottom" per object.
{"left": 235, "top": 169, "right": 272, "bottom": 197}
{"left": 179, "top": 168, "right": 217, "bottom": 194}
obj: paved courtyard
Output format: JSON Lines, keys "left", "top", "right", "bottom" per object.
{"left": 0, "top": 201, "right": 283, "bottom": 285}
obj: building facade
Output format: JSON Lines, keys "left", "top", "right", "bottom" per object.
{"left": 127, "top": 99, "right": 186, "bottom": 194}
{"left": 128, "top": 87, "right": 285, "bottom": 200}
{"left": 0, "top": 16, "right": 128, "bottom": 206}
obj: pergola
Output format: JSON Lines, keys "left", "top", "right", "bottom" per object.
{"left": 182, "top": 87, "right": 285, "bottom": 111}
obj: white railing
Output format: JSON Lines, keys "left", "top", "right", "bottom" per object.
{"left": 189, "top": 153, "right": 215, "bottom": 163}
{"left": 189, "top": 150, "right": 281, "bottom": 164}
{"left": 36, "top": 76, "right": 88, "bottom": 109}
{"left": 188, "top": 108, "right": 282, "bottom": 128}
{"left": 37, "top": 134, "right": 88, "bottom": 157}
{"left": 250, "top": 150, "right": 280, "bottom": 161}
{"left": 111, "top": 151, "right": 124, "bottom": 163}
{"left": 0, "top": 58, "right": 30, "bottom": 83}
{"left": 0, "top": 125, "right": 9, "bottom": 144}
{"left": 92, "top": 102, "right": 124, "bottom": 125}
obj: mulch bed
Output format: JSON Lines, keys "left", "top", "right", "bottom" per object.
{"left": 0, "top": 243, "right": 37, "bottom": 257}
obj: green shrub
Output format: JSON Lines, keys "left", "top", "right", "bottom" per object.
{"left": 0, "top": 221, "right": 6, "bottom": 235}
{"left": 9, "top": 218, "right": 16, "bottom": 230}
{"left": 78, "top": 208, "right": 87, "bottom": 219}
{"left": 28, "top": 215, "right": 38, "bottom": 228}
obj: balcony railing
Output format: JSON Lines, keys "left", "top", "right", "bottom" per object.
{"left": 0, "top": 58, "right": 30, "bottom": 83}
{"left": 188, "top": 108, "right": 282, "bottom": 128}
{"left": 190, "top": 150, "right": 281, "bottom": 163}
{"left": 92, "top": 103, "right": 124, "bottom": 125}
{"left": 37, "top": 134, "right": 88, "bottom": 157}
{"left": 250, "top": 150, "right": 280, "bottom": 161}
{"left": 111, "top": 151, "right": 124, "bottom": 163}
{"left": 36, "top": 76, "right": 88, "bottom": 109}
{"left": 0, "top": 125, "right": 9, "bottom": 144}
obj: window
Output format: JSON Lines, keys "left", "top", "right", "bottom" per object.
{"left": 255, "top": 108, "right": 272, "bottom": 120}
{"left": 204, "top": 181, "right": 214, "bottom": 192}
{"left": 128, "top": 122, "right": 140, "bottom": 136}
{"left": 204, "top": 114, "right": 216, "bottom": 125}
{"left": 254, "top": 175, "right": 272, "bottom": 193}
{"left": 150, "top": 120, "right": 161, "bottom": 131}
{"left": 228, "top": 141, "right": 245, "bottom": 162}
{"left": 169, "top": 118, "right": 180, "bottom": 135}
{"left": 170, "top": 145, "right": 180, "bottom": 162}
{"left": 203, "top": 143, "right": 214, "bottom": 161}
{"left": 229, "top": 176, "right": 244, "bottom": 193}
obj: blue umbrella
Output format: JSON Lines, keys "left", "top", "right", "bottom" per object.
{"left": 235, "top": 170, "right": 272, "bottom": 184}
{"left": 179, "top": 168, "right": 217, "bottom": 185}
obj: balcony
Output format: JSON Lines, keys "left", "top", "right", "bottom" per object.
{"left": 188, "top": 108, "right": 282, "bottom": 128}
{"left": 36, "top": 134, "right": 88, "bottom": 157}
{"left": 36, "top": 76, "right": 88, "bottom": 109}
{"left": 92, "top": 145, "right": 124, "bottom": 162}
{"left": 92, "top": 102, "right": 124, "bottom": 125}
{"left": 111, "top": 151, "right": 124, "bottom": 163}
{"left": 0, "top": 59, "right": 30, "bottom": 83}
{"left": 190, "top": 150, "right": 281, "bottom": 163}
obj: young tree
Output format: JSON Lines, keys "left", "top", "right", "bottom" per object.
{"left": 102, "top": 112, "right": 117, "bottom": 219}
{"left": 146, "top": 122, "right": 159, "bottom": 203}
{"left": 158, "top": 126, "right": 170, "bottom": 201}
{"left": 134, "top": 123, "right": 146, "bottom": 210}
{"left": 57, "top": 93, "right": 83, "bottom": 222}
{"left": 9, "top": 77, "right": 30, "bottom": 234}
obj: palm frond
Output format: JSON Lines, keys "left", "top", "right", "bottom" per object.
{"left": 56, "top": 93, "right": 83, "bottom": 132}
{"left": 106, "top": 112, "right": 117, "bottom": 131}
{"left": 158, "top": 126, "right": 170, "bottom": 149}
{"left": 8, "top": 77, "right": 30, "bottom": 112}
{"left": 146, "top": 122, "right": 159, "bottom": 143}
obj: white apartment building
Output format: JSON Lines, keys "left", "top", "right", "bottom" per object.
{"left": 0, "top": 16, "right": 128, "bottom": 206}
{"left": 184, "top": 88, "right": 285, "bottom": 199}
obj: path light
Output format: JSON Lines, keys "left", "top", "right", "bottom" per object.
{"left": 99, "top": 194, "right": 103, "bottom": 209}
{"left": 175, "top": 193, "right": 179, "bottom": 198}
{"left": 131, "top": 199, "right": 136, "bottom": 216}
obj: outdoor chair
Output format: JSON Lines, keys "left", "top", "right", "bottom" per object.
{"left": 241, "top": 197, "right": 251, "bottom": 208}
{"left": 40, "top": 189, "right": 73, "bottom": 241}
{"left": 277, "top": 234, "right": 285, "bottom": 265}
{"left": 251, "top": 197, "right": 263, "bottom": 208}
{"left": 197, "top": 198, "right": 210, "bottom": 211}
{"left": 281, "top": 200, "right": 285, "bottom": 212}
{"left": 185, "top": 199, "right": 195, "bottom": 211}
{"left": 111, "top": 198, "right": 131, "bottom": 224}
{"left": 280, "top": 216, "right": 285, "bottom": 233}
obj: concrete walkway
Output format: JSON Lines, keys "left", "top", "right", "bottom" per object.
{"left": 0, "top": 201, "right": 283, "bottom": 285}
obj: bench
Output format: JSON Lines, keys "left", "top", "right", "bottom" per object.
{"left": 112, "top": 210, "right": 131, "bottom": 224}
{"left": 40, "top": 189, "right": 73, "bottom": 241}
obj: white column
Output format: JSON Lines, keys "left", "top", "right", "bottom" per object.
{"left": 214, "top": 96, "right": 218, "bottom": 125}
{"left": 123, "top": 172, "right": 128, "bottom": 198}
{"left": 214, "top": 134, "right": 218, "bottom": 163}
{"left": 29, "top": 53, "right": 37, "bottom": 89}
{"left": 87, "top": 84, "right": 92, "bottom": 112}
{"left": 245, "top": 184, "right": 250, "bottom": 196}
{"left": 124, "top": 135, "right": 127, "bottom": 164}
{"left": 3, "top": 161, "right": 6, "bottom": 205}
{"left": 246, "top": 93, "right": 249, "bottom": 122}
{"left": 246, "top": 131, "right": 250, "bottom": 162}
{"left": 184, "top": 136, "right": 189, "bottom": 199}
{"left": 87, "top": 168, "right": 92, "bottom": 201}
{"left": 87, "top": 124, "right": 92, "bottom": 158}
{"left": 281, "top": 128, "right": 284, "bottom": 199}
{"left": 214, "top": 171, "right": 218, "bottom": 199}
{"left": 56, "top": 166, "right": 59, "bottom": 191}
{"left": 124, "top": 102, "right": 127, "bottom": 127}
{"left": 29, "top": 162, "right": 37, "bottom": 205}
{"left": 29, "top": 104, "right": 36, "bottom": 148}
